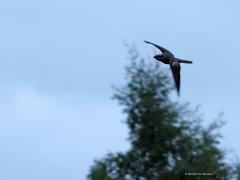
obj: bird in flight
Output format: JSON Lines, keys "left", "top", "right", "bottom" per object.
{"left": 144, "top": 40, "right": 192, "bottom": 96}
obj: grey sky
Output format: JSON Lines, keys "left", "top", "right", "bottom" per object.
{"left": 0, "top": 0, "right": 239, "bottom": 179}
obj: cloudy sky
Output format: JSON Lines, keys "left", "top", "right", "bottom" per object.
{"left": 0, "top": 0, "right": 239, "bottom": 179}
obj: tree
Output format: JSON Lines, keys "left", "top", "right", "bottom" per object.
{"left": 88, "top": 161, "right": 111, "bottom": 180}
{"left": 88, "top": 46, "right": 236, "bottom": 180}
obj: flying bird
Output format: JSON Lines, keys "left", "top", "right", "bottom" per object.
{"left": 144, "top": 40, "right": 192, "bottom": 96}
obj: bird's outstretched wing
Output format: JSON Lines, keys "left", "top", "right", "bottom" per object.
{"left": 144, "top": 40, "right": 174, "bottom": 58}
{"left": 170, "top": 62, "right": 181, "bottom": 96}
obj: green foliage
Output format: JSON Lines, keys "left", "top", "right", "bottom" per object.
{"left": 88, "top": 161, "right": 111, "bottom": 180}
{"left": 88, "top": 46, "right": 236, "bottom": 180}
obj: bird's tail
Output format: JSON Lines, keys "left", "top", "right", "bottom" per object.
{"left": 179, "top": 59, "right": 193, "bottom": 64}
{"left": 172, "top": 58, "right": 193, "bottom": 64}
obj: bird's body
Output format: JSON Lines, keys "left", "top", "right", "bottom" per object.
{"left": 144, "top": 40, "right": 192, "bottom": 96}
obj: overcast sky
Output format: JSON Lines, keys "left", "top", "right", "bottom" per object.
{"left": 0, "top": 0, "right": 240, "bottom": 179}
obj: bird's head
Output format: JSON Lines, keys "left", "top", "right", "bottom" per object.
{"left": 153, "top": 54, "right": 165, "bottom": 61}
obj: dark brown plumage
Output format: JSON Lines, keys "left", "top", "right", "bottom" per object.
{"left": 144, "top": 40, "right": 192, "bottom": 96}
